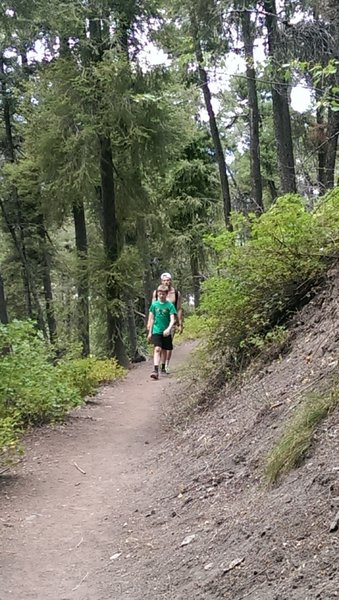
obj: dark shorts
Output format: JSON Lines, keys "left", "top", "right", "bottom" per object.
{"left": 151, "top": 333, "right": 173, "bottom": 351}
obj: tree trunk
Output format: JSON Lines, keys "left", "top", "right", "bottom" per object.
{"left": 99, "top": 135, "right": 128, "bottom": 366}
{"left": 267, "top": 179, "right": 278, "bottom": 203}
{"left": 264, "top": 0, "right": 297, "bottom": 194}
{"left": 190, "top": 14, "right": 232, "bottom": 229}
{"left": 323, "top": 0, "right": 339, "bottom": 189}
{"left": 241, "top": 8, "right": 263, "bottom": 213}
{"left": 88, "top": 14, "right": 128, "bottom": 366}
{"left": 0, "top": 52, "right": 33, "bottom": 317}
{"left": 72, "top": 201, "right": 90, "bottom": 356}
{"left": 316, "top": 90, "right": 327, "bottom": 191}
{"left": 190, "top": 250, "right": 201, "bottom": 308}
{"left": 136, "top": 216, "right": 153, "bottom": 320}
{"left": 324, "top": 87, "right": 339, "bottom": 190}
{"left": 0, "top": 200, "right": 48, "bottom": 338}
{"left": 0, "top": 272, "right": 9, "bottom": 325}
{"left": 36, "top": 215, "right": 57, "bottom": 344}
{"left": 126, "top": 299, "right": 139, "bottom": 362}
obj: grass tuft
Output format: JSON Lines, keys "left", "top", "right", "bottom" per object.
{"left": 265, "top": 383, "right": 338, "bottom": 483}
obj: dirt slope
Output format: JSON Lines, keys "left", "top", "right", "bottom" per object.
{"left": 126, "top": 270, "right": 339, "bottom": 600}
{"left": 1, "top": 271, "right": 339, "bottom": 600}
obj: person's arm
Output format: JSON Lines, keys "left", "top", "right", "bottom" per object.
{"left": 177, "top": 292, "right": 183, "bottom": 334}
{"left": 147, "top": 307, "right": 154, "bottom": 340}
{"left": 163, "top": 313, "right": 176, "bottom": 337}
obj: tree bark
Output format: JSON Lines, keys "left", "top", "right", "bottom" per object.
{"left": 99, "top": 135, "right": 128, "bottom": 366}
{"left": 126, "top": 299, "right": 139, "bottom": 362}
{"left": 267, "top": 178, "right": 278, "bottom": 202}
{"left": 241, "top": 8, "right": 263, "bottom": 213}
{"left": 190, "top": 251, "right": 201, "bottom": 308}
{"left": 0, "top": 52, "right": 33, "bottom": 317}
{"left": 36, "top": 215, "right": 57, "bottom": 344}
{"left": 72, "top": 201, "right": 90, "bottom": 356}
{"left": 190, "top": 13, "right": 232, "bottom": 229}
{"left": 263, "top": 0, "right": 297, "bottom": 194}
{"left": 316, "top": 89, "right": 327, "bottom": 191}
{"left": 0, "top": 272, "right": 9, "bottom": 325}
{"left": 0, "top": 200, "right": 48, "bottom": 338}
{"left": 323, "top": 70, "right": 339, "bottom": 189}
{"left": 323, "top": 0, "right": 339, "bottom": 189}
{"left": 324, "top": 113, "right": 339, "bottom": 190}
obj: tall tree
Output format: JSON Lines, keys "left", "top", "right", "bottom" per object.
{"left": 323, "top": 0, "right": 339, "bottom": 188}
{"left": 241, "top": 5, "right": 263, "bottom": 212}
{"left": 72, "top": 201, "right": 90, "bottom": 356}
{"left": 166, "top": 130, "right": 220, "bottom": 307}
{"left": 190, "top": 9, "right": 232, "bottom": 229}
{"left": 263, "top": 0, "right": 297, "bottom": 194}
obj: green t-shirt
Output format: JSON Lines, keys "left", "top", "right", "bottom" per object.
{"left": 149, "top": 300, "right": 177, "bottom": 334}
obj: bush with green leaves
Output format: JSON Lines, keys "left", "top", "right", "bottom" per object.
{"left": 58, "top": 356, "right": 125, "bottom": 398}
{"left": 0, "top": 321, "right": 126, "bottom": 464}
{"left": 197, "top": 188, "right": 339, "bottom": 368}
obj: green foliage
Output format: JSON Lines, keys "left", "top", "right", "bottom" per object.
{"left": 196, "top": 189, "right": 339, "bottom": 367}
{"left": 58, "top": 356, "right": 126, "bottom": 398}
{"left": 180, "top": 313, "right": 215, "bottom": 341}
{"left": 0, "top": 321, "right": 125, "bottom": 464}
{"left": 265, "top": 382, "right": 339, "bottom": 483}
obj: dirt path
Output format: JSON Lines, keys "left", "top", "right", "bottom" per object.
{"left": 0, "top": 343, "right": 193, "bottom": 600}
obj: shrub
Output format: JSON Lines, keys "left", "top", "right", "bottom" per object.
{"left": 0, "top": 321, "right": 126, "bottom": 464}
{"left": 58, "top": 356, "right": 125, "bottom": 398}
{"left": 196, "top": 189, "right": 339, "bottom": 369}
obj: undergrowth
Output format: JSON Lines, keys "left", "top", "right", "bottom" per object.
{"left": 0, "top": 320, "right": 125, "bottom": 466}
{"left": 191, "top": 188, "right": 339, "bottom": 379}
{"left": 265, "top": 380, "right": 339, "bottom": 483}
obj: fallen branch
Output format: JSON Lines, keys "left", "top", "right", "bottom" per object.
{"left": 72, "top": 571, "right": 89, "bottom": 592}
{"left": 73, "top": 462, "right": 86, "bottom": 475}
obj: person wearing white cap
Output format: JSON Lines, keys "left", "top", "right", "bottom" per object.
{"left": 151, "top": 272, "right": 183, "bottom": 374}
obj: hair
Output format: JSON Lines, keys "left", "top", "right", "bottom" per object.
{"left": 157, "top": 285, "right": 168, "bottom": 293}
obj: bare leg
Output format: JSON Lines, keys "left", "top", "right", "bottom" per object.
{"left": 154, "top": 346, "right": 161, "bottom": 366}
{"left": 160, "top": 349, "right": 167, "bottom": 366}
{"left": 151, "top": 346, "right": 161, "bottom": 379}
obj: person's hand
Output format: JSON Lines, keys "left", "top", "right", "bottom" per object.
{"left": 163, "top": 327, "right": 171, "bottom": 337}
{"left": 147, "top": 332, "right": 152, "bottom": 342}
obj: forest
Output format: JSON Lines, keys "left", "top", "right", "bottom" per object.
{"left": 0, "top": 0, "right": 338, "bottom": 460}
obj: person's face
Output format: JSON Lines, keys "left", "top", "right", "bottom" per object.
{"left": 157, "top": 290, "right": 167, "bottom": 301}
{"left": 162, "top": 277, "right": 171, "bottom": 288}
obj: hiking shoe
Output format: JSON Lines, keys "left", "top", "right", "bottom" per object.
{"left": 150, "top": 371, "right": 159, "bottom": 380}
{"left": 160, "top": 365, "right": 166, "bottom": 374}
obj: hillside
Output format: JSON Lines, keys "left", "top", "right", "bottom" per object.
{"left": 123, "top": 268, "right": 339, "bottom": 599}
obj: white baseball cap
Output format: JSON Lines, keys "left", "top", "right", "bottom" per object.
{"left": 161, "top": 272, "right": 172, "bottom": 279}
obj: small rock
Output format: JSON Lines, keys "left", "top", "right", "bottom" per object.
{"left": 204, "top": 563, "right": 213, "bottom": 570}
{"left": 181, "top": 534, "right": 196, "bottom": 547}
{"left": 222, "top": 557, "right": 245, "bottom": 574}
{"left": 110, "top": 553, "right": 121, "bottom": 561}
{"left": 329, "top": 511, "right": 339, "bottom": 532}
